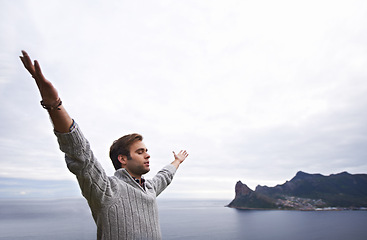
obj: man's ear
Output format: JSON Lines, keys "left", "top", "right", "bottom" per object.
{"left": 118, "top": 154, "right": 128, "bottom": 166}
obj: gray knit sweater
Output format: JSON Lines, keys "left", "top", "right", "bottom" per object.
{"left": 55, "top": 123, "right": 176, "bottom": 240}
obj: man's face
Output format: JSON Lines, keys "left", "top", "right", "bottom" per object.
{"left": 125, "top": 140, "right": 150, "bottom": 178}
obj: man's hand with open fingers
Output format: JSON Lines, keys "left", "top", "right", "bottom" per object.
{"left": 20, "top": 50, "right": 73, "bottom": 133}
{"left": 20, "top": 50, "right": 59, "bottom": 105}
{"left": 171, "top": 150, "right": 189, "bottom": 169}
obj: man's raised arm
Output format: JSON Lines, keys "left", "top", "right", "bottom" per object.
{"left": 20, "top": 50, "right": 73, "bottom": 133}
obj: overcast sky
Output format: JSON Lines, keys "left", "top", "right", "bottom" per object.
{"left": 1, "top": 0, "right": 367, "bottom": 200}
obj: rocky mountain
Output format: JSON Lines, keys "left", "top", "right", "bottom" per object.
{"left": 227, "top": 171, "right": 367, "bottom": 210}
{"left": 227, "top": 181, "right": 277, "bottom": 209}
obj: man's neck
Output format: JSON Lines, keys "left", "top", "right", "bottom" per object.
{"left": 125, "top": 169, "right": 142, "bottom": 181}
{"left": 127, "top": 171, "right": 145, "bottom": 189}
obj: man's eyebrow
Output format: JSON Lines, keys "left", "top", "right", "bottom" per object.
{"left": 135, "top": 148, "right": 148, "bottom": 152}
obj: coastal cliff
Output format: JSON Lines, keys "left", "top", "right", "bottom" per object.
{"left": 227, "top": 171, "right": 367, "bottom": 210}
{"left": 227, "top": 181, "right": 277, "bottom": 209}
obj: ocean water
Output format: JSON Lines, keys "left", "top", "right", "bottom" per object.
{"left": 0, "top": 198, "right": 366, "bottom": 240}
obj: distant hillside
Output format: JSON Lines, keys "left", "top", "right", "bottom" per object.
{"left": 227, "top": 171, "right": 367, "bottom": 210}
{"left": 226, "top": 181, "right": 277, "bottom": 209}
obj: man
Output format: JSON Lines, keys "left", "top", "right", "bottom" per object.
{"left": 20, "top": 50, "right": 189, "bottom": 240}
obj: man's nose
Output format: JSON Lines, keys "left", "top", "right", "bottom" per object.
{"left": 145, "top": 153, "right": 150, "bottom": 159}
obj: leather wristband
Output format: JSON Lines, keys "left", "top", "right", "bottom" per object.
{"left": 40, "top": 98, "right": 62, "bottom": 110}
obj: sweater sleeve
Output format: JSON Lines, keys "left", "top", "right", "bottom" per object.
{"left": 150, "top": 164, "right": 177, "bottom": 196}
{"left": 54, "top": 123, "right": 114, "bottom": 205}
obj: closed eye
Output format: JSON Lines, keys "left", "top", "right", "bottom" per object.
{"left": 136, "top": 148, "right": 147, "bottom": 154}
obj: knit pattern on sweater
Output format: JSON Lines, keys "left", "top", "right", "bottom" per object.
{"left": 55, "top": 124, "right": 176, "bottom": 240}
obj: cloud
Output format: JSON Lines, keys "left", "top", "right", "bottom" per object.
{"left": 1, "top": 0, "right": 367, "bottom": 199}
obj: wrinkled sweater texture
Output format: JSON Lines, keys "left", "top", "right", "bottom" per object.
{"left": 55, "top": 123, "right": 176, "bottom": 240}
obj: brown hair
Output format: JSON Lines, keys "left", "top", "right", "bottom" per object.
{"left": 109, "top": 133, "right": 143, "bottom": 170}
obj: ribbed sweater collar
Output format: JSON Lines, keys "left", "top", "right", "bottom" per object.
{"left": 114, "top": 168, "right": 133, "bottom": 181}
{"left": 114, "top": 168, "right": 145, "bottom": 191}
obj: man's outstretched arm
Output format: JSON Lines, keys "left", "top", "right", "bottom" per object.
{"left": 150, "top": 150, "right": 189, "bottom": 196}
{"left": 20, "top": 50, "right": 73, "bottom": 133}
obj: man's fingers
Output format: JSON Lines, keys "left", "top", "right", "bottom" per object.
{"left": 178, "top": 150, "right": 188, "bottom": 158}
{"left": 19, "top": 55, "right": 29, "bottom": 69}
{"left": 34, "top": 60, "right": 45, "bottom": 79}
{"left": 181, "top": 150, "right": 188, "bottom": 156}
{"left": 20, "top": 50, "right": 32, "bottom": 67}
{"left": 173, "top": 150, "right": 189, "bottom": 160}
{"left": 20, "top": 50, "right": 36, "bottom": 75}
{"left": 20, "top": 51, "right": 49, "bottom": 90}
